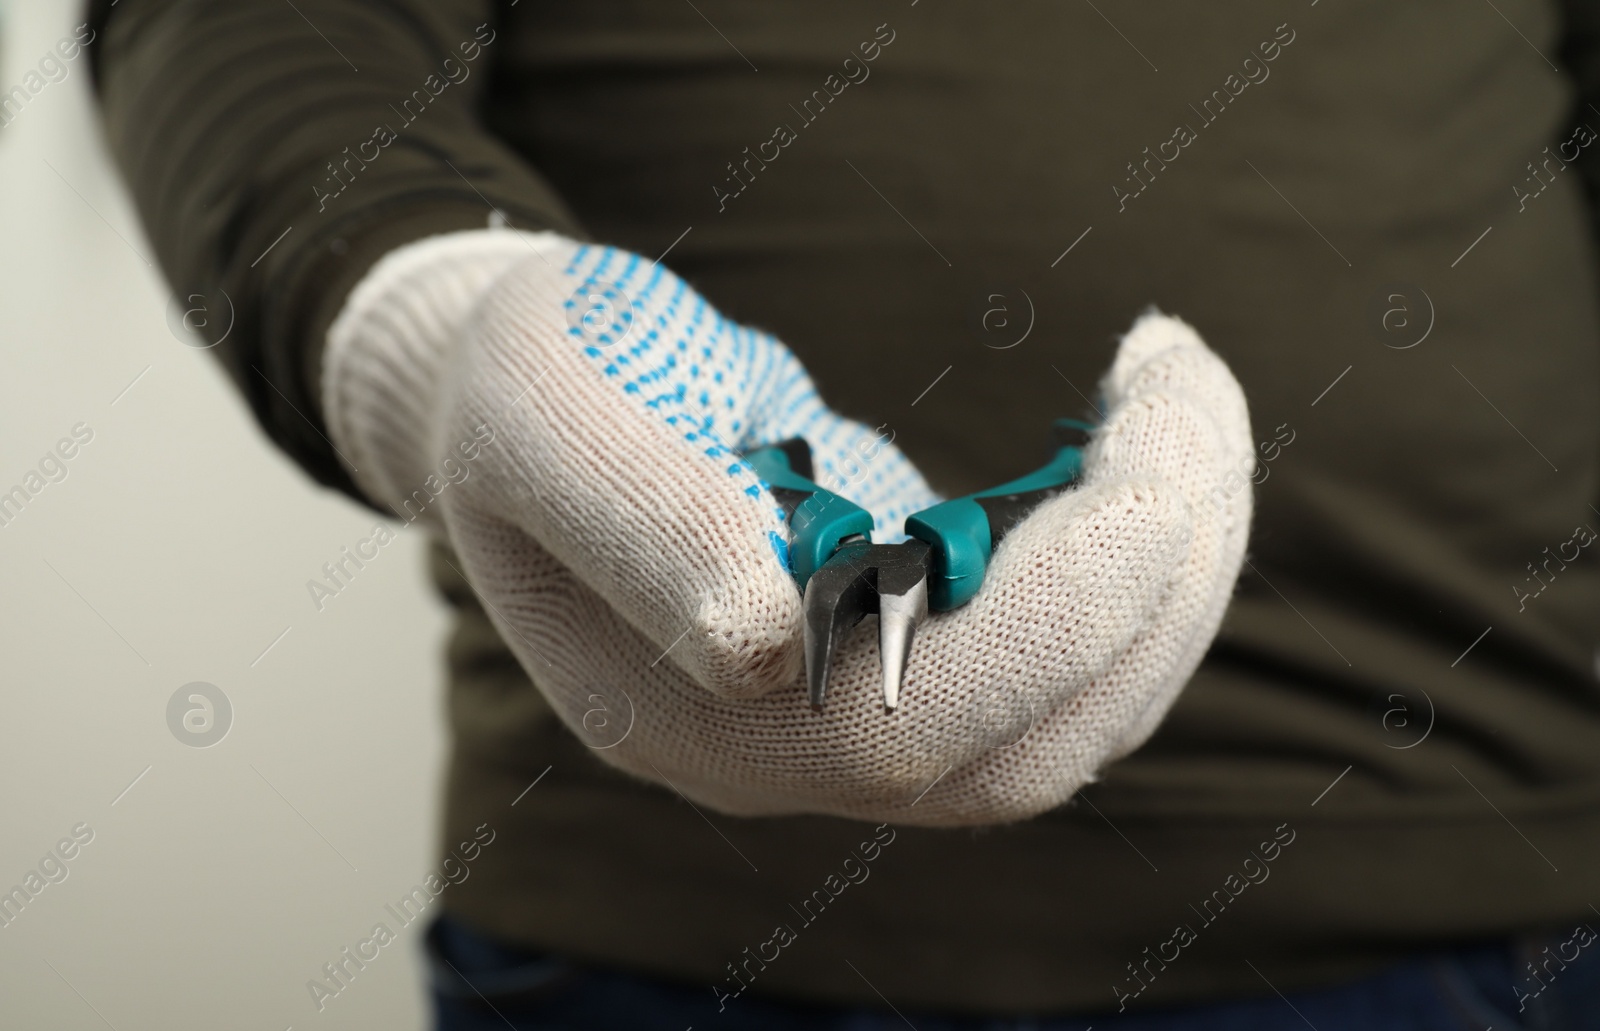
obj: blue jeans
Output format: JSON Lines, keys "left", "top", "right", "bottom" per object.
{"left": 426, "top": 915, "right": 1600, "bottom": 1031}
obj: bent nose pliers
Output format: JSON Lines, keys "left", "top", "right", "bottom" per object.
{"left": 742, "top": 419, "right": 1094, "bottom": 712}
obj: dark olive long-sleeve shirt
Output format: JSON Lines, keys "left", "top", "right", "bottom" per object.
{"left": 90, "top": 0, "right": 1600, "bottom": 1015}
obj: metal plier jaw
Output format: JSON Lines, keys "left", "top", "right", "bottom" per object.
{"left": 742, "top": 419, "right": 1095, "bottom": 712}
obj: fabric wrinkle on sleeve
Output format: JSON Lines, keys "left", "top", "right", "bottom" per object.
{"left": 85, "top": 0, "right": 589, "bottom": 507}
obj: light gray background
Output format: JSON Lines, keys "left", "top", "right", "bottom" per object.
{"left": 1, "top": 2, "right": 450, "bottom": 1027}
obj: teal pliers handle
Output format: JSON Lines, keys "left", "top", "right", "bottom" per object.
{"left": 741, "top": 439, "right": 874, "bottom": 588}
{"left": 905, "top": 418, "right": 1095, "bottom": 611}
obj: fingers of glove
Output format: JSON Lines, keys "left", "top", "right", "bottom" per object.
{"left": 1101, "top": 311, "right": 1248, "bottom": 431}
{"left": 905, "top": 327, "right": 1257, "bottom": 823}
{"left": 904, "top": 351, "right": 1255, "bottom": 825}
{"left": 447, "top": 254, "right": 805, "bottom": 699}
{"left": 924, "top": 470, "right": 1250, "bottom": 825}
{"left": 445, "top": 513, "right": 971, "bottom": 816}
{"left": 660, "top": 476, "right": 1193, "bottom": 822}
{"left": 441, "top": 508, "right": 815, "bottom": 788}
{"left": 1068, "top": 340, "right": 1254, "bottom": 770}
{"left": 903, "top": 633, "right": 1178, "bottom": 826}
{"left": 909, "top": 502, "right": 1246, "bottom": 827}
{"left": 1096, "top": 312, "right": 1252, "bottom": 514}
{"left": 452, "top": 482, "right": 1186, "bottom": 820}
{"left": 1102, "top": 432, "right": 1254, "bottom": 763}
{"left": 1084, "top": 380, "right": 1254, "bottom": 549}
{"left": 1081, "top": 389, "right": 1253, "bottom": 664}
{"left": 442, "top": 486, "right": 1195, "bottom": 825}
{"left": 889, "top": 476, "right": 1192, "bottom": 749}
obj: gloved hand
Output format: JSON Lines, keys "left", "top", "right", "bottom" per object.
{"left": 325, "top": 229, "right": 1253, "bottom": 827}
{"left": 325, "top": 229, "right": 940, "bottom": 698}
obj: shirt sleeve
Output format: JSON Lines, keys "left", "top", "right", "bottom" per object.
{"left": 1560, "top": 0, "right": 1600, "bottom": 241}
{"left": 86, "top": 0, "right": 588, "bottom": 506}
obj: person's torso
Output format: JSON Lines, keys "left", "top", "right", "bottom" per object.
{"left": 482, "top": 0, "right": 1600, "bottom": 810}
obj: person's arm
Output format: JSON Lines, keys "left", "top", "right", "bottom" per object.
{"left": 88, "top": 0, "right": 1253, "bottom": 825}
{"left": 86, "top": 0, "right": 585, "bottom": 503}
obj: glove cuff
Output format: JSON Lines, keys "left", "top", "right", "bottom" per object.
{"left": 322, "top": 228, "right": 573, "bottom": 518}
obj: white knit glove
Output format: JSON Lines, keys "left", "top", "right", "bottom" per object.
{"left": 324, "top": 229, "right": 1253, "bottom": 827}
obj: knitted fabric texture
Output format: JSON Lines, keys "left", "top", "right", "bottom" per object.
{"left": 324, "top": 229, "right": 1253, "bottom": 826}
